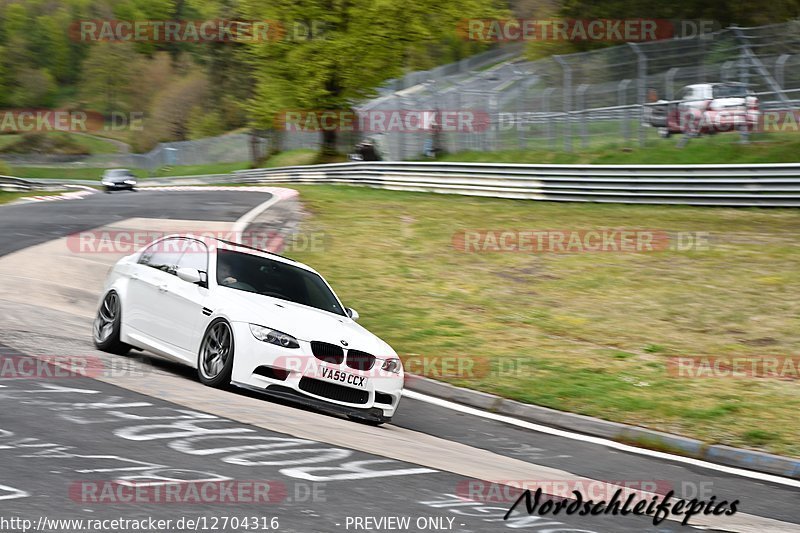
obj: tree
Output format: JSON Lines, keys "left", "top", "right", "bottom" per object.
{"left": 11, "top": 68, "right": 56, "bottom": 108}
{"left": 240, "top": 0, "right": 504, "bottom": 156}
{"left": 79, "top": 42, "right": 138, "bottom": 115}
{"left": 148, "top": 72, "right": 210, "bottom": 142}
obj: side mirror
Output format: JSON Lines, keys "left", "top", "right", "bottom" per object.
{"left": 346, "top": 308, "right": 359, "bottom": 321}
{"left": 176, "top": 267, "right": 202, "bottom": 284}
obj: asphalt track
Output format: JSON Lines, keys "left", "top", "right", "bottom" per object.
{"left": 0, "top": 189, "right": 797, "bottom": 533}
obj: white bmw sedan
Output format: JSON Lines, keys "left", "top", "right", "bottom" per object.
{"left": 93, "top": 235, "right": 403, "bottom": 424}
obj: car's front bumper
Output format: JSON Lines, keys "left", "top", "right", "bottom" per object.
{"left": 102, "top": 181, "right": 136, "bottom": 190}
{"left": 229, "top": 322, "right": 403, "bottom": 421}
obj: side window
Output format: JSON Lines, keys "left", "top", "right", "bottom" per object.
{"left": 138, "top": 238, "right": 183, "bottom": 275}
{"left": 177, "top": 239, "right": 209, "bottom": 275}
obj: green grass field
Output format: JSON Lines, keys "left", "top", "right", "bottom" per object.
{"left": 263, "top": 149, "right": 318, "bottom": 167}
{"left": 10, "top": 161, "right": 250, "bottom": 181}
{"left": 0, "top": 132, "right": 119, "bottom": 155}
{"left": 436, "top": 131, "right": 800, "bottom": 165}
{"left": 0, "top": 190, "right": 62, "bottom": 204}
{"left": 280, "top": 185, "right": 800, "bottom": 457}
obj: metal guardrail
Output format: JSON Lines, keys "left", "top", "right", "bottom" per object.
{"left": 234, "top": 162, "right": 800, "bottom": 207}
{"left": 6, "top": 163, "right": 800, "bottom": 207}
{"left": 0, "top": 174, "right": 236, "bottom": 190}
{"left": 0, "top": 175, "right": 98, "bottom": 190}
{"left": 0, "top": 175, "right": 32, "bottom": 192}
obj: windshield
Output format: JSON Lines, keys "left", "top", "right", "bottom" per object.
{"left": 713, "top": 85, "right": 748, "bottom": 99}
{"left": 216, "top": 248, "right": 345, "bottom": 316}
{"left": 105, "top": 170, "right": 132, "bottom": 178}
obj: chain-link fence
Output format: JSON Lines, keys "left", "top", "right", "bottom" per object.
{"left": 3, "top": 22, "right": 799, "bottom": 167}
{"left": 0, "top": 133, "right": 257, "bottom": 171}
{"left": 352, "top": 20, "right": 800, "bottom": 160}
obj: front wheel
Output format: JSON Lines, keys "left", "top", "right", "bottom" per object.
{"left": 197, "top": 319, "right": 235, "bottom": 388}
{"left": 93, "top": 291, "right": 130, "bottom": 355}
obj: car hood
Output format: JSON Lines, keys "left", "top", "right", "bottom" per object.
{"left": 217, "top": 288, "right": 396, "bottom": 358}
{"left": 709, "top": 97, "right": 747, "bottom": 109}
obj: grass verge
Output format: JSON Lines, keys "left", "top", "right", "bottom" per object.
{"left": 434, "top": 131, "right": 800, "bottom": 165}
{"left": 280, "top": 185, "right": 800, "bottom": 457}
{"left": 0, "top": 190, "right": 63, "bottom": 205}
{"left": 10, "top": 161, "right": 250, "bottom": 181}
{"left": 0, "top": 132, "right": 119, "bottom": 155}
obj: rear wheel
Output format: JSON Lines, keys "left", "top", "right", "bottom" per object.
{"left": 93, "top": 291, "right": 130, "bottom": 355}
{"left": 198, "top": 319, "right": 235, "bottom": 388}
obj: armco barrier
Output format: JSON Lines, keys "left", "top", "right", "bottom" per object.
{"left": 7, "top": 162, "right": 800, "bottom": 207}
{"left": 233, "top": 161, "right": 800, "bottom": 207}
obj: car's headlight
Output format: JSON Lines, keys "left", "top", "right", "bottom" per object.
{"left": 249, "top": 324, "right": 300, "bottom": 349}
{"left": 381, "top": 358, "right": 402, "bottom": 373}
{"left": 123, "top": 179, "right": 136, "bottom": 185}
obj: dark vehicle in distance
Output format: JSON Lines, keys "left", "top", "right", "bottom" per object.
{"left": 101, "top": 169, "right": 137, "bottom": 192}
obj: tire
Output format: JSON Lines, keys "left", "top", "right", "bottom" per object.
{"left": 93, "top": 291, "right": 130, "bottom": 355}
{"left": 197, "top": 319, "right": 235, "bottom": 388}
{"left": 658, "top": 128, "right": 671, "bottom": 138}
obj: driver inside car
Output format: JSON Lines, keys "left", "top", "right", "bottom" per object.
{"left": 218, "top": 260, "right": 239, "bottom": 287}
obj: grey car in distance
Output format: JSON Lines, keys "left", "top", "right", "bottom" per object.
{"left": 101, "top": 169, "right": 137, "bottom": 192}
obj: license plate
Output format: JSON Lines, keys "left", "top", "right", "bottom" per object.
{"left": 320, "top": 367, "right": 367, "bottom": 388}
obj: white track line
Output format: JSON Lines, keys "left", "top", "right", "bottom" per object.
{"left": 230, "top": 187, "right": 299, "bottom": 240}
{"left": 403, "top": 390, "right": 800, "bottom": 489}
{"left": 21, "top": 188, "right": 95, "bottom": 203}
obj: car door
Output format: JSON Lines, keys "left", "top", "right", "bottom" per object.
{"left": 158, "top": 239, "right": 212, "bottom": 359}
{"left": 125, "top": 238, "right": 184, "bottom": 344}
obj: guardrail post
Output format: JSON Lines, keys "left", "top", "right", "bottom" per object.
{"left": 618, "top": 79, "right": 632, "bottom": 143}
{"left": 488, "top": 91, "right": 499, "bottom": 152}
{"left": 516, "top": 83, "right": 525, "bottom": 150}
{"left": 543, "top": 87, "right": 555, "bottom": 149}
{"left": 775, "top": 54, "right": 790, "bottom": 89}
{"left": 721, "top": 60, "right": 735, "bottom": 82}
{"left": 733, "top": 25, "right": 790, "bottom": 104}
{"left": 665, "top": 68, "right": 678, "bottom": 101}
{"left": 628, "top": 43, "right": 647, "bottom": 148}
{"left": 577, "top": 84, "right": 589, "bottom": 149}
{"left": 554, "top": 56, "right": 572, "bottom": 152}
{"left": 399, "top": 95, "right": 411, "bottom": 160}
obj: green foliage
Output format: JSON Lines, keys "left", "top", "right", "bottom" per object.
{"left": 521, "top": 0, "right": 800, "bottom": 57}
{"left": 79, "top": 42, "right": 138, "bottom": 114}
{"left": 239, "top": 0, "right": 505, "bottom": 152}
{"left": 187, "top": 107, "right": 225, "bottom": 139}
{"left": 0, "top": 132, "right": 90, "bottom": 155}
